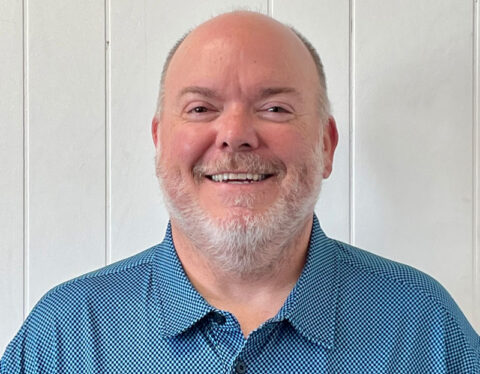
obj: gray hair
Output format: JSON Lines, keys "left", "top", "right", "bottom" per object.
{"left": 155, "top": 20, "right": 331, "bottom": 123}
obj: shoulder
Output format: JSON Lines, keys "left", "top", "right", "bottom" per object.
{"left": 0, "top": 244, "right": 160, "bottom": 373}
{"left": 334, "top": 239, "right": 462, "bottom": 318}
{"left": 38, "top": 244, "right": 158, "bottom": 311}
{"left": 335, "top": 240, "right": 449, "bottom": 303}
{"left": 333, "top": 239, "right": 480, "bottom": 364}
{"left": 55, "top": 244, "right": 155, "bottom": 289}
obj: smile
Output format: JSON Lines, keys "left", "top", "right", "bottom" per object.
{"left": 207, "top": 173, "right": 272, "bottom": 183}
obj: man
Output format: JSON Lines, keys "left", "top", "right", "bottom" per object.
{"left": 1, "top": 10, "right": 479, "bottom": 373}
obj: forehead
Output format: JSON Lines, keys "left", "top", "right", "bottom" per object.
{"left": 163, "top": 14, "right": 319, "bottom": 99}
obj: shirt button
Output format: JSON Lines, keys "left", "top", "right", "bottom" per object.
{"left": 235, "top": 360, "right": 246, "bottom": 374}
{"left": 213, "top": 313, "right": 226, "bottom": 325}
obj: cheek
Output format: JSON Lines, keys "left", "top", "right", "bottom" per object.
{"left": 161, "top": 126, "right": 216, "bottom": 169}
{"left": 263, "top": 127, "right": 313, "bottom": 164}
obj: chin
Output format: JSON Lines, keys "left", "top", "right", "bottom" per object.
{"left": 157, "top": 151, "right": 324, "bottom": 275}
{"left": 210, "top": 209, "right": 260, "bottom": 230}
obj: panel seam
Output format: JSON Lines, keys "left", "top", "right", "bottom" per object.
{"left": 473, "top": 0, "right": 480, "bottom": 331}
{"left": 22, "top": 0, "right": 30, "bottom": 319}
{"left": 349, "top": 0, "right": 356, "bottom": 246}
{"left": 105, "top": 0, "right": 112, "bottom": 266}
{"left": 267, "top": 0, "right": 273, "bottom": 16}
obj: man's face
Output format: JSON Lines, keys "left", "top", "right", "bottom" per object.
{"left": 153, "top": 13, "right": 336, "bottom": 274}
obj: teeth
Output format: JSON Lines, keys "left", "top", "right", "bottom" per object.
{"left": 210, "top": 173, "right": 268, "bottom": 182}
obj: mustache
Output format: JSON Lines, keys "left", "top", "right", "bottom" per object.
{"left": 192, "top": 153, "right": 286, "bottom": 180}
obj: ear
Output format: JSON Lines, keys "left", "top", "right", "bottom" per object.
{"left": 152, "top": 116, "right": 160, "bottom": 147}
{"left": 322, "top": 116, "right": 339, "bottom": 179}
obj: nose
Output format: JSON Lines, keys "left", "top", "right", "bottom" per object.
{"left": 215, "top": 108, "right": 259, "bottom": 152}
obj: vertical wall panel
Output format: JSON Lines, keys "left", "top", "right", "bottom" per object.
{"left": 354, "top": 0, "right": 476, "bottom": 329}
{"left": 27, "top": 1, "right": 106, "bottom": 310}
{"left": 109, "top": 0, "right": 267, "bottom": 262}
{"left": 0, "top": 0, "right": 24, "bottom": 354}
{"left": 272, "top": 0, "right": 351, "bottom": 243}
{"left": 475, "top": 0, "right": 480, "bottom": 333}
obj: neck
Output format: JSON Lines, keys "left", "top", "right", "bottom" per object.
{"left": 170, "top": 215, "right": 313, "bottom": 336}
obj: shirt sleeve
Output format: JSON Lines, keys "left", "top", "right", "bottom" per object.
{"left": 0, "top": 297, "right": 59, "bottom": 373}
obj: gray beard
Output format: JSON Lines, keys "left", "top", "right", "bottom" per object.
{"left": 157, "top": 152, "right": 323, "bottom": 278}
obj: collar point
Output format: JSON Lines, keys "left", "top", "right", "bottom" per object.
{"left": 287, "top": 318, "right": 335, "bottom": 350}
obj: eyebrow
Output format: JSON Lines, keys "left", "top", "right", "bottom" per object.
{"left": 257, "top": 87, "right": 300, "bottom": 99}
{"left": 177, "top": 86, "right": 302, "bottom": 101}
{"left": 178, "top": 86, "right": 220, "bottom": 100}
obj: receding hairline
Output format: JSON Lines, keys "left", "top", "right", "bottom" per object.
{"left": 155, "top": 12, "right": 331, "bottom": 122}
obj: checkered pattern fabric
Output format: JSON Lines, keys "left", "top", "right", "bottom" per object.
{"left": 2, "top": 216, "right": 479, "bottom": 373}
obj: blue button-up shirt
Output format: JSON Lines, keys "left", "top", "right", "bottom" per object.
{"left": 1, "top": 216, "right": 479, "bottom": 373}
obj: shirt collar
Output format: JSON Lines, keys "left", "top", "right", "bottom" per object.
{"left": 153, "top": 215, "right": 340, "bottom": 346}
{"left": 153, "top": 223, "right": 214, "bottom": 337}
{"left": 280, "top": 215, "right": 340, "bottom": 349}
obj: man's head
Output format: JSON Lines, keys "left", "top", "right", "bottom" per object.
{"left": 152, "top": 11, "right": 338, "bottom": 276}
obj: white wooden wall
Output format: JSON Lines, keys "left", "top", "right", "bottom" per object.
{"left": 1, "top": 0, "right": 479, "bottom": 353}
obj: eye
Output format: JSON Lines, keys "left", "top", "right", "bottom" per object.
{"left": 266, "top": 106, "right": 290, "bottom": 113}
{"left": 184, "top": 103, "right": 219, "bottom": 122}
{"left": 259, "top": 103, "right": 294, "bottom": 122}
{"left": 188, "top": 106, "right": 209, "bottom": 114}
